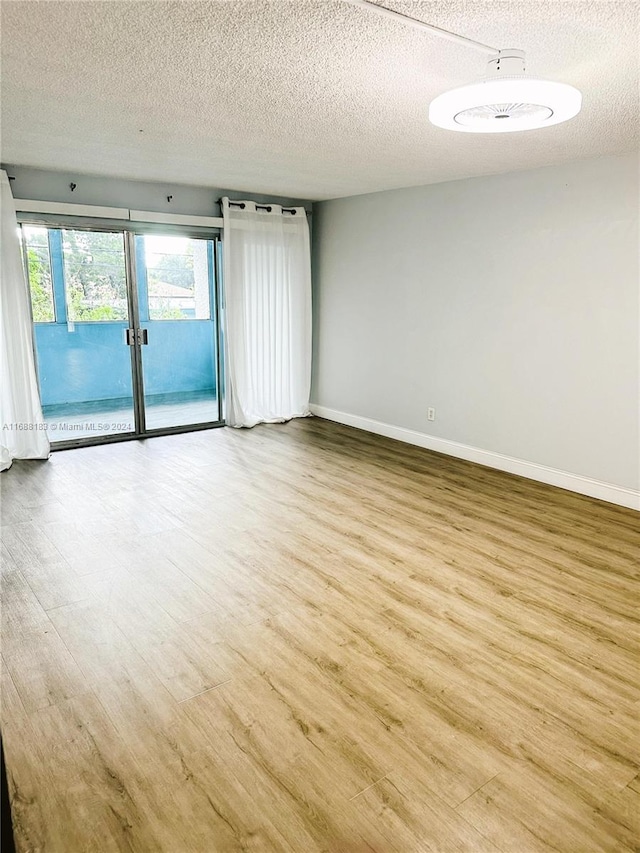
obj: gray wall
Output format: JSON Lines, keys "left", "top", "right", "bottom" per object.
{"left": 312, "top": 153, "right": 639, "bottom": 490}
{"left": 2, "top": 165, "right": 313, "bottom": 215}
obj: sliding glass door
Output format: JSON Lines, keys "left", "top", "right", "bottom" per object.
{"left": 21, "top": 224, "right": 222, "bottom": 446}
{"left": 134, "top": 234, "right": 221, "bottom": 431}
{"left": 22, "top": 226, "right": 136, "bottom": 442}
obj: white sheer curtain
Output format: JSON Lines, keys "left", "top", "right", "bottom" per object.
{"left": 1, "top": 170, "right": 49, "bottom": 470}
{"left": 222, "top": 198, "right": 312, "bottom": 428}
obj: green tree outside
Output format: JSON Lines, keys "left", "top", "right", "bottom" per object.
{"left": 25, "top": 228, "right": 196, "bottom": 322}
{"left": 63, "top": 230, "right": 128, "bottom": 321}
{"left": 27, "top": 247, "right": 55, "bottom": 322}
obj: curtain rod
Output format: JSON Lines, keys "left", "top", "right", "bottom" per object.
{"left": 220, "top": 199, "right": 300, "bottom": 215}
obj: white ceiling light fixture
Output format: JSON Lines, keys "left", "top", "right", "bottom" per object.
{"left": 429, "top": 48, "right": 582, "bottom": 133}
{"left": 343, "top": 0, "right": 582, "bottom": 133}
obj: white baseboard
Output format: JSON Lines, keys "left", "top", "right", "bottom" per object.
{"left": 310, "top": 404, "right": 640, "bottom": 511}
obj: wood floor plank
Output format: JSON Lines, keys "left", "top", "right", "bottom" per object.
{"left": 47, "top": 598, "right": 153, "bottom": 686}
{"left": 91, "top": 662, "right": 297, "bottom": 850}
{"left": 21, "top": 692, "right": 165, "bottom": 853}
{"left": 1, "top": 569, "right": 53, "bottom": 653}
{"left": 3, "top": 626, "right": 89, "bottom": 714}
{"left": 152, "top": 528, "right": 287, "bottom": 625}
{"left": 1, "top": 417, "right": 638, "bottom": 852}
{"left": 19, "top": 554, "right": 105, "bottom": 611}
{"left": 40, "top": 528, "right": 134, "bottom": 578}
{"left": 351, "top": 772, "right": 500, "bottom": 852}
{"left": 135, "top": 629, "right": 238, "bottom": 703}
{"left": 1, "top": 659, "right": 55, "bottom": 852}
{"left": 91, "top": 572, "right": 182, "bottom": 648}
{"left": 455, "top": 759, "right": 640, "bottom": 852}
{"left": 207, "top": 606, "right": 528, "bottom": 812}
{"left": 2, "top": 522, "right": 62, "bottom": 571}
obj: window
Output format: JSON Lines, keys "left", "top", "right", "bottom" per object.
{"left": 142, "top": 235, "right": 211, "bottom": 320}
{"left": 23, "top": 226, "right": 55, "bottom": 322}
{"left": 62, "top": 229, "right": 128, "bottom": 321}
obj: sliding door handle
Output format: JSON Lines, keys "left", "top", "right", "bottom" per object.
{"left": 124, "top": 328, "right": 148, "bottom": 346}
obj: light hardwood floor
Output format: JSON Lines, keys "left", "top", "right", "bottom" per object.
{"left": 1, "top": 417, "right": 638, "bottom": 852}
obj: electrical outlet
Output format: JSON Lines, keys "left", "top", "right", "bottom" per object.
{"left": 427, "top": 407, "right": 436, "bottom": 422}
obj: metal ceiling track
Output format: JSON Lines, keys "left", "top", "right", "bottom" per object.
{"left": 342, "top": 0, "right": 499, "bottom": 55}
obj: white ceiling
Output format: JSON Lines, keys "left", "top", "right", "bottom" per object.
{"left": 2, "top": 1, "right": 638, "bottom": 201}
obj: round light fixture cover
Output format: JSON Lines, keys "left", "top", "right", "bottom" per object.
{"left": 429, "top": 50, "right": 582, "bottom": 133}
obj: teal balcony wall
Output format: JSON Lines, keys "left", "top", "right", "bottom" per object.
{"left": 35, "top": 320, "right": 216, "bottom": 407}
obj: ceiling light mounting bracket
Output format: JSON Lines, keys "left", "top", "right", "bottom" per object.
{"left": 487, "top": 48, "right": 526, "bottom": 76}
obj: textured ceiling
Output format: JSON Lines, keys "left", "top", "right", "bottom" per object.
{"left": 1, "top": 1, "right": 638, "bottom": 200}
